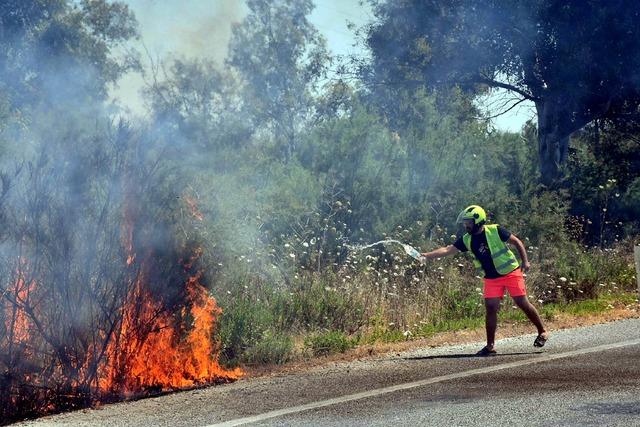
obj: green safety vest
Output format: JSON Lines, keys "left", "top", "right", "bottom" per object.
{"left": 462, "top": 224, "right": 519, "bottom": 277}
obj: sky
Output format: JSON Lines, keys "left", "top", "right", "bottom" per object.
{"left": 111, "top": 0, "right": 534, "bottom": 131}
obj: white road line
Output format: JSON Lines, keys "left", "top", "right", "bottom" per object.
{"left": 205, "top": 338, "right": 640, "bottom": 427}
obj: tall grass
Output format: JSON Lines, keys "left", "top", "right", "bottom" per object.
{"left": 214, "top": 236, "right": 638, "bottom": 366}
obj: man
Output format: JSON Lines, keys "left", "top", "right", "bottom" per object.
{"left": 420, "top": 205, "right": 548, "bottom": 356}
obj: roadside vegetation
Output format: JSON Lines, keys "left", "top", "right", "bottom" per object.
{"left": 214, "top": 234, "right": 638, "bottom": 366}
{"left": 1, "top": 0, "right": 640, "bottom": 424}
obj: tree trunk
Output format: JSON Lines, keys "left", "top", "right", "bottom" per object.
{"left": 536, "top": 100, "right": 572, "bottom": 187}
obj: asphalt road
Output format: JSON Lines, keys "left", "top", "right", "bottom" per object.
{"left": 17, "top": 318, "right": 640, "bottom": 427}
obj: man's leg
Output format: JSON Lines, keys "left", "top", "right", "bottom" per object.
{"left": 512, "top": 296, "right": 547, "bottom": 336}
{"left": 484, "top": 297, "right": 501, "bottom": 349}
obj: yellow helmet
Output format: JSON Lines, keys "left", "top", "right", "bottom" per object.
{"left": 456, "top": 205, "right": 486, "bottom": 225}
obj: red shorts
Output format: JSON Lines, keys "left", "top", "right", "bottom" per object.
{"left": 483, "top": 269, "right": 526, "bottom": 299}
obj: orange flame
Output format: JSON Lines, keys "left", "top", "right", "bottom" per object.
{"left": 2, "top": 195, "right": 239, "bottom": 416}
{"left": 185, "top": 196, "right": 204, "bottom": 221}
{"left": 2, "top": 260, "right": 36, "bottom": 349}
{"left": 99, "top": 195, "right": 241, "bottom": 394}
{"left": 99, "top": 265, "right": 241, "bottom": 394}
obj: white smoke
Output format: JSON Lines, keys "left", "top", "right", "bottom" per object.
{"left": 110, "top": 0, "right": 248, "bottom": 115}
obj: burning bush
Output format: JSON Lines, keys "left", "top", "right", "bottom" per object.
{"left": 0, "top": 123, "right": 240, "bottom": 423}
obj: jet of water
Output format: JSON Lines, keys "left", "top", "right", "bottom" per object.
{"left": 346, "top": 239, "right": 425, "bottom": 262}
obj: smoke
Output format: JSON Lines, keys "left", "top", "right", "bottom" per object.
{"left": 175, "top": 0, "right": 247, "bottom": 65}
{"left": 110, "top": 0, "right": 247, "bottom": 116}
{"left": 0, "top": 3, "right": 231, "bottom": 416}
{"left": 127, "top": 0, "right": 247, "bottom": 63}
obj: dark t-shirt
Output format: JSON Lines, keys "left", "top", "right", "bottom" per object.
{"left": 453, "top": 226, "right": 513, "bottom": 279}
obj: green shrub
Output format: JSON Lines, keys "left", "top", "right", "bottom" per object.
{"left": 241, "top": 333, "right": 294, "bottom": 365}
{"left": 304, "top": 330, "right": 355, "bottom": 356}
{"left": 280, "top": 273, "right": 366, "bottom": 333}
{"left": 217, "top": 296, "right": 275, "bottom": 366}
{"left": 529, "top": 239, "right": 636, "bottom": 303}
{"left": 359, "top": 311, "right": 406, "bottom": 344}
{"left": 442, "top": 290, "right": 484, "bottom": 320}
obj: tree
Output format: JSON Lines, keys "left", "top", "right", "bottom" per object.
{"left": 365, "top": 0, "right": 640, "bottom": 186}
{"left": 144, "top": 59, "right": 252, "bottom": 160}
{"left": 566, "top": 119, "right": 640, "bottom": 242}
{"left": 0, "top": 0, "right": 137, "bottom": 110}
{"left": 226, "top": 0, "right": 330, "bottom": 162}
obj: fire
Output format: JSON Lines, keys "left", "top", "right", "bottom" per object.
{"left": 99, "top": 259, "right": 242, "bottom": 394}
{"left": 1, "top": 195, "right": 241, "bottom": 421}
{"left": 1, "top": 187, "right": 240, "bottom": 424}
{"left": 4, "top": 252, "right": 241, "bottom": 400}
{"left": 5, "top": 264, "right": 36, "bottom": 346}
{"left": 185, "top": 196, "right": 204, "bottom": 221}
{"left": 98, "top": 195, "right": 241, "bottom": 395}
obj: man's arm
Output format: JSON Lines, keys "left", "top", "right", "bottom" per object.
{"left": 507, "top": 234, "right": 531, "bottom": 272}
{"left": 421, "top": 245, "right": 460, "bottom": 260}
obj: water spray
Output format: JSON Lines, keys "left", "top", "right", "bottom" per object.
{"left": 346, "top": 239, "right": 425, "bottom": 262}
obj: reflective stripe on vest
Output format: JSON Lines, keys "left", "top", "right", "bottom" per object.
{"left": 462, "top": 224, "right": 519, "bottom": 277}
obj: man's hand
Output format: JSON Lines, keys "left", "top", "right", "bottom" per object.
{"left": 520, "top": 261, "right": 531, "bottom": 273}
{"left": 421, "top": 245, "right": 460, "bottom": 260}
